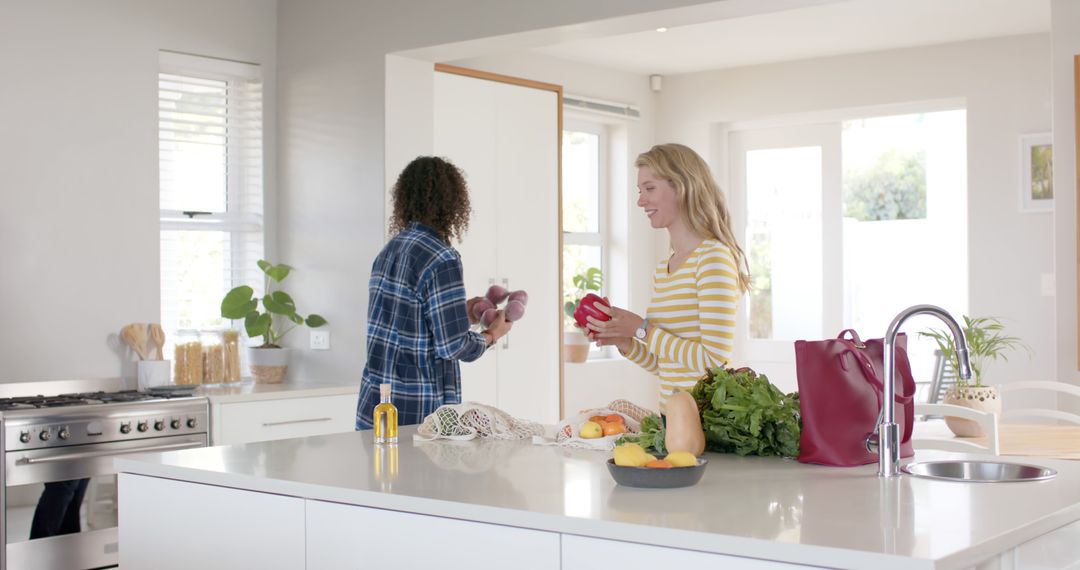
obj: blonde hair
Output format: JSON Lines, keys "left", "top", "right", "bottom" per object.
{"left": 636, "top": 143, "right": 751, "bottom": 292}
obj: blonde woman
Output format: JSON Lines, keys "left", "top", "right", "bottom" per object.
{"left": 586, "top": 143, "right": 751, "bottom": 412}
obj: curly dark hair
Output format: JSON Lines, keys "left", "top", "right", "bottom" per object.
{"left": 388, "top": 156, "right": 471, "bottom": 243}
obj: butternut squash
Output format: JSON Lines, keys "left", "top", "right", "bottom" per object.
{"left": 664, "top": 391, "right": 706, "bottom": 456}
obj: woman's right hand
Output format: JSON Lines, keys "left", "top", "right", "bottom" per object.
{"left": 483, "top": 310, "right": 513, "bottom": 345}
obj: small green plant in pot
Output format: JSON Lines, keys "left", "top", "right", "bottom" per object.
{"left": 221, "top": 260, "right": 328, "bottom": 383}
{"left": 919, "top": 315, "right": 1030, "bottom": 437}
{"left": 562, "top": 266, "right": 603, "bottom": 363}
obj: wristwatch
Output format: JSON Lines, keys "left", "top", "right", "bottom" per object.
{"left": 635, "top": 318, "right": 650, "bottom": 340}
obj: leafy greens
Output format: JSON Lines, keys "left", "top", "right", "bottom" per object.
{"left": 691, "top": 366, "right": 801, "bottom": 457}
{"left": 614, "top": 414, "right": 666, "bottom": 456}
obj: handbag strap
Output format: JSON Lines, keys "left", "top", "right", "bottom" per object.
{"left": 837, "top": 329, "right": 865, "bottom": 348}
{"left": 839, "top": 346, "right": 916, "bottom": 443}
{"left": 838, "top": 347, "right": 913, "bottom": 406}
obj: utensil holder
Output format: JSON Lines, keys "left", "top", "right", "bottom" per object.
{"left": 137, "top": 360, "right": 172, "bottom": 391}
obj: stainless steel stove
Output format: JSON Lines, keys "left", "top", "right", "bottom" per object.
{"left": 0, "top": 379, "right": 209, "bottom": 570}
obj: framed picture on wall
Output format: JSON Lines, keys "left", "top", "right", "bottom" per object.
{"left": 1020, "top": 132, "right": 1053, "bottom": 213}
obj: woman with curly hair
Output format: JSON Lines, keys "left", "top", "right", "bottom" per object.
{"left": 356, "top": 156, "right": 513, "bottom": 429}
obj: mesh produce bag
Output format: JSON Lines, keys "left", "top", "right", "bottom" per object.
{"left": 536, "top": 399, "right": 652, "bottom": 451}
{"left": 414, "top": 402, "right": 545, "bottom": 442}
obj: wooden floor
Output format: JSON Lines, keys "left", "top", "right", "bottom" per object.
{"left": 915, "top": 420, "right": 1080, "bottom": 459}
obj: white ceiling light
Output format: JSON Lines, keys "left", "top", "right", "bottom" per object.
{"left": 655, "top": 27, "right": 668, "bottom": 33}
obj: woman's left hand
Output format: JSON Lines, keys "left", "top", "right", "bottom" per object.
{"left": 585, "top": 302, "right": 644, "bottom": 340}
{"left": 465, "top": 296, "right": 484, "bottom": 325}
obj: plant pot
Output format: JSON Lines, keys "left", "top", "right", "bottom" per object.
{"left": 247, "top": 346, "right": 290, "bottom": 384}
{"left": 563, "top": 330, "right": 590, "bottom": 364}
{"left": 942, "top": 385, "right": 1001, "bottom": 437}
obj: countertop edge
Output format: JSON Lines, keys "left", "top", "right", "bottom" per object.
{"left": 199, "top": 382, "right": 359, "bottom": 404}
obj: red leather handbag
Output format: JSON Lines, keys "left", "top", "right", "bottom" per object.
{"left": 794, "top": 329, "right": 917, "bottom": 466}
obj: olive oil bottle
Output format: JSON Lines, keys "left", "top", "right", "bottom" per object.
{"left": 373, "top": 383, "right": 398, "bottom": 444}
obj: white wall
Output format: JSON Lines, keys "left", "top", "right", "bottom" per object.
{"left": 1052, "top": 0, "right": 1080, "bottom": 393}
{"left": 655, "top": 34, "right": 1055, "bottom": 392}
{"left": 275, "top": 0, "right": 776, "bottom": 384}
{"left": 0, "top": 0, "right": 277, "bottom": 382}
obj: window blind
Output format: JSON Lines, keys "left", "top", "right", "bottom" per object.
{"left": 159, "top": 52, "right": 264, "bottom": 357}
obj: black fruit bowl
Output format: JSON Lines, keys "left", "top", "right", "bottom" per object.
{"left": 606, "top": 458, "right": 708, "bottom": 488}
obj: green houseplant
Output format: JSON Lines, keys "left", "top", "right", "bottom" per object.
{"left": 919, "top": 315, "right": 1030, "bottom": 436}
{"left": 221, "top": 260, "right": 328, "bottom": 383}
{"left": 562, "top": 266, "right": 603, "bottom": 363}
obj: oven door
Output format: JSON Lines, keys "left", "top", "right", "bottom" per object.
{"left": 5, "top": 435, "right": 206, "bottom": 570}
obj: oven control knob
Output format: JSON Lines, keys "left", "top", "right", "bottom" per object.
{"left": 58, "top": 427, "right": 70, "bottom": 440}
{"left": 170, "top": 419, "right": 181, "bottom": 430}
{"left": 120, "top": 422, "right": 132, "bottom": 434}
{"left": 137, "top": 421, "right": 149, "bottom": 433}
{"left": 154, "top": 420, "right": 164, "bottom": 431}
{"left": 186, "top": 418, "right": 198, "bottom": 429}
{"left": 19, "top": 431, "right": 30, "bottom": 444}
{"left": 39, "top": 430, "right": 51, "bottom": 441}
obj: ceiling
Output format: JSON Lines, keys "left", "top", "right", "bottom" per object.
{"left": 532, "top": 0, "right": 1051, "bottom": 76}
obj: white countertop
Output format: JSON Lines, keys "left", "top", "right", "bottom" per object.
{"left": 193, "top": 380, "right": 358, "bottom": 404}
{"left": 116, "top": 426, "right": 1080, "bottom": 569}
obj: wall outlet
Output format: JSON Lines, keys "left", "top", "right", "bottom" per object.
{"left": 310, "top": 330, "right": 330, "bottom": 350}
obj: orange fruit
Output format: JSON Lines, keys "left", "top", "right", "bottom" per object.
{"left": 589, "top": 415, "right": 607, "bottom": 424}
{"left": 644, "top": 460, "right": 673, "bottom": 469}
{"left": 604, "top": 414, "right": 625, "bottom": 425}
{"left": 602, "top": 422, "right": 625, "bottom": 436}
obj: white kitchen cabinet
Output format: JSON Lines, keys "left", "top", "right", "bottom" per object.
{"left": 118, "top": 473, "right": 305, "bottom": 570}
{"left": 561, "top": 535, "right": 804, "bottom": 569}
{"left": 210, "top": 392, "right": 357, "bottom": 445}
{"left": 306, "top": 498, "right": 560, "bottom": 570}
{"left": 433, "top": 68, "right": 561, "bottom": 424}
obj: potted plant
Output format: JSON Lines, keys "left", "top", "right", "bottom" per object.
{"left": 919, "top": 315, "right": 1030, "bottom": 437}
{"left": 221, "top": 260, "right": 328, "bottom": 384}
{"left": 563, "top": 266, "right": 603, "bottom": 363}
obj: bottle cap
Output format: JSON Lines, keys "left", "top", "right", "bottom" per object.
{"left": 380, "top": 383, "right": 392, "bottom": 398}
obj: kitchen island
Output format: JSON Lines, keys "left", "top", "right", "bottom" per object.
{"left": 116, "top": 426, "right": 1080, "bottom": 569}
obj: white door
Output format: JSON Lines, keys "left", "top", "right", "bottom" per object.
{"left": 729, "top": 124, "right": 842, "bottom": 393}
{"left": 434, "top": 72, "right": 499, "bottom": 406}
{"left": 434, "top": 71, "right": 560, "bottom": 423}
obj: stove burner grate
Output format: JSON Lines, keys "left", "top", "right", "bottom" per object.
{"left": 0, "top": 388, "right": 197, "bottom": 411}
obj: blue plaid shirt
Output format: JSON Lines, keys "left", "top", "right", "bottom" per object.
{"left": 356, "top": 222, "right": 487, "bottom": 429}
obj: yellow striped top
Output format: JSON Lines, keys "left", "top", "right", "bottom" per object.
{"left": 624, "top": 239, "right": 739, "bottom": 412}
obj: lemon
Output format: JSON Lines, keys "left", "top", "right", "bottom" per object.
{"left": 664, "top": 451, "right": 698, "bottom": 467}
{"left": 613, "top": 443, "right": 655, "bottom": 467}
{"left": 579, "top": 421, "right": 604, "bottom": 439}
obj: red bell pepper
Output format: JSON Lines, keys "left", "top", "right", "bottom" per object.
{"left": 573, "top": 293, "right": 611, "bottom": 328}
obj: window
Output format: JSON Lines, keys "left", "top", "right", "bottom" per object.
{"left": 562, "top": 122, "right": 608, "bottom": 354}
{"left": 158, "top": 52, "right": 264, "bottom": 351}
{"left": 732, "top": 108, "right": 967, "bottom": 381}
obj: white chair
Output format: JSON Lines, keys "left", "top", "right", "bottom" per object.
{"left": 912, "top": 403, "right": 1000, "bottom": 455}
{"left": 999, "top": 381, "right": 1080, "bottom": 425}
{"left": 923, "top": 350, "right": 958, "bottom": 404}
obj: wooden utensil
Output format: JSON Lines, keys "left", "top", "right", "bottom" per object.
{"left": 149, "top": 324, "right": 165, "bottom": 360}
{"left": 121, "top": 323, "right": 150, "bottom": 360}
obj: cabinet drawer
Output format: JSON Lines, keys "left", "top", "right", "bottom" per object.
{"left": 213, "top": 394, "right": 356, "bottom": 445}
{"left": 306, "top": 499, "right": 559, "bottom": 570}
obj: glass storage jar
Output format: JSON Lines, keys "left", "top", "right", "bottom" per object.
{"left": 201, "top": 330, "right": 225, "bottom": 385}
{"left": 173, "top": 329, "right": 202, "bottom": 385}
{"left": 222, "top": 329, "right": 242, "bottom": 383}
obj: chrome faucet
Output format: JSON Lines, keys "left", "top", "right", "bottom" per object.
{"left": 867, "top": 304, "right": 972, "bottom": 477}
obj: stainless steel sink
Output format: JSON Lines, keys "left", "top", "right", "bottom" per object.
{"left": 902, "top": 460, "right": 1057, "bottom": 483}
